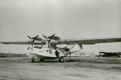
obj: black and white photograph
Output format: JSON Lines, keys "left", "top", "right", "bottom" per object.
{"left": 0, "top": 0, "right": 121, "bottom": 80}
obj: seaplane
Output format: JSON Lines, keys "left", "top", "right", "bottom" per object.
{"left": 1, "top": 34, "right": 121, "bottom": 62}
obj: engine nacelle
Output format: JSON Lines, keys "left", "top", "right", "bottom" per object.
{"left": 34, "top": 46, "right": 42, "bottom": 49}
{"left": 50, "top": 40, "right": 58, "bottom": 44}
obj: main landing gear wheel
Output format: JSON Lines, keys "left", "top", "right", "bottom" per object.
{"left": 59, "top": 57, "right": 64, "bottom": 63}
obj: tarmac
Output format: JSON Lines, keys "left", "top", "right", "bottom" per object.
{"left": 0, "top": 57, "right": 121, "bottom": 80}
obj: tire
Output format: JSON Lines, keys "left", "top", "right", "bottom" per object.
{"left": 59, "top": 57, "right": 64, "bottom": 63}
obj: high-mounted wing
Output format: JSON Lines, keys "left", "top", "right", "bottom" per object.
{"left": 1, "top": 38, "right": 121, "bottom": 47}
{"left": 57, "top": 38, "right": 121, "bottom": 45}
{"left": 0, "top": 41, "right": 46, "bottom": 45}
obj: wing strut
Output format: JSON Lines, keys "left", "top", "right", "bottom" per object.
{"left": 78, "top": 44, "right": 83, "bottom": 49}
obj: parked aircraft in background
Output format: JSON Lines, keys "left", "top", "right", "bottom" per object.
{"left": 99, "top": 51, "right": 121, "bottom": 58}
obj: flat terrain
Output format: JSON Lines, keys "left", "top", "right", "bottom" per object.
{"left": 0, "top": 57, "right": 121, "bottom": 80}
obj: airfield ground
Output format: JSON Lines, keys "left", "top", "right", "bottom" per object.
{"left": 0, "top": 57, "right": 121, "bottom": 80}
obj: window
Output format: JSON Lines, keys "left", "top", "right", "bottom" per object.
{"left": 49, "top": 50, "right": 52, "bottom": 54}
{"left": 46, "top": 50, "right": 48, "bottom": 52}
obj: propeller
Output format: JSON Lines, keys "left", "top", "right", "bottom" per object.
{"left": 43, "top": 34, "right": 56, "bottom": 48}
{"left": 28, "top": 35, "right": 39, "bottom": 42}
{"left": 43, "top": 34, "right": 55, "bottom": 42}
{"left": 48, "top": 34, "right": 55, "bottom": 40}
{"left": 28, "top": 35, "right": 39, "bottom": 49}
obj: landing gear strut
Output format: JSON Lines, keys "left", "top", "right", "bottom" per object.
{"left": 31, "top": 57, "right": 35, "bottom": 62}
{"left": 55, "top": 50, "right": 59, "bottom": 58}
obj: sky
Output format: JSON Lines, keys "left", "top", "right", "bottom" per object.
{"left": 0, "top": 0, "right": 121, "bottom": 54}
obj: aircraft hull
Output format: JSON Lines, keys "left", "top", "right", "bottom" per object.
{"left": 26, "top": 48, "right": 65, "bottom": 59}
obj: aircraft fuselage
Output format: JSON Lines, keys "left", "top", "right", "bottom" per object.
{"left": 26, "top": 47, "right": 65, "bottom": 62}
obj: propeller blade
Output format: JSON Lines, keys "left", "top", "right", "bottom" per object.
{"left": 28, "top": 36, "right": 32, "bottom": 39}
{"left": 49, "top": 34, "right": 55, "bottom": 39}
{"left": 32, "top": 39, "right": 35, "bottom": 42}
{"left": 32, "top": 35, "right": 39, "bottom": 42}
{"left": 28, "top": 35, "right": 39, "bottom": 43}
{"left": 51, "top": 34, "right": 55, "bottom": 38}
{"left": 32, "top": 35, "right": 38, "bottom": 39}
{"left": 43, "top": 35, "right": 47, "bottom": 38}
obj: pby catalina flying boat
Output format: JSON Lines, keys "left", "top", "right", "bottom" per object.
{"left": 1, "top": 34, "right": 121, "bottom": 62}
